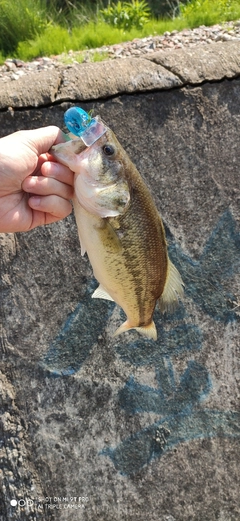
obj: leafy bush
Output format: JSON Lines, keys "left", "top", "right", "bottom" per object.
{"left": 101, "top": 0, "right": 151, "bottom": 30}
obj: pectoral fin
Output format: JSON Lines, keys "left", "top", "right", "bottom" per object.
{"left": 158, "top": 259, "right": 184, "bottom": 313}
{"left": 96, "top": 219, "right": 122, "bottom": 254}
{"left": 73, "top": 198, "right": 87, "bottom": 256}
{"left": 78, "top": 233, "right": 86, "bottom": 257}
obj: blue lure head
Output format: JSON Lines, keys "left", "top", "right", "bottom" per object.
{"left": 64, "top": 106, "right": 107, "bottom": 146}
{"left": 64, "top": 107, "right": 92, "bottom": 136}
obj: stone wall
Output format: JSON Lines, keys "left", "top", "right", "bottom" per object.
{"left": 0, "top": 42, "right": 240, "bottom": 520}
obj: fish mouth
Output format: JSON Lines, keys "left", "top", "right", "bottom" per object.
{"left": 49, "top": 138, "right": 88, "bottom": 164}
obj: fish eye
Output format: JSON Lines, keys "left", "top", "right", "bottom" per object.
{"left": 103, "top": 144, "right": 115, "bottom": 156}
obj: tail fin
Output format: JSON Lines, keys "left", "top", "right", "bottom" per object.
{"left": 158, "top": 259, "right": 184, "bottom": 314}
{"left": 113, "top": 320, "right": 157, "bottom": 341}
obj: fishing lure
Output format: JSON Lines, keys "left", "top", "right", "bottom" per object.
{"left": 64, "top": 106, "right": 107, "bottom": 147}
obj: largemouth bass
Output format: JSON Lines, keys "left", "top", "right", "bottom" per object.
{"left": 51, "top": 120, "right": 183, "bottom": 340}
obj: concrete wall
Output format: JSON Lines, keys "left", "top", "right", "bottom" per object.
{"left": 0, "top": 42, "right": 240, "bottom": 520}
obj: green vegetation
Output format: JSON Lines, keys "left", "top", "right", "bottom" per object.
{"left": 101, "top": 0, "right": 151, "bottom": 30}
{"left": 0, "top": 0, "right": 240, "bottom": 64}
{"left": 180, "top": 0, "right": 240, "bottom": 27}
{"left": 0, "top": 0, "right": 48, "bottom": 55}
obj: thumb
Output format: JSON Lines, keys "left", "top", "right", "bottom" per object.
{"left": 21, "top": 126, "right": 68, "bottom": 156}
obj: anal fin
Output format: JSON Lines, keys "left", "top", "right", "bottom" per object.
{"left": 158, "top": 259, "right": 184, "bottom": 314}
{"left": 92, "top": 284, "right": 114, "bottom": 301}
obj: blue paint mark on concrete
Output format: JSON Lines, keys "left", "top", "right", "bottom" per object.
{"left": 42, "top": 210, "right": 240, "bottom": 376}
{"left": 40, "top": 210, "right": 240, "bottom": 474}
{"left": 102, "top": 410, "right": 240, "bottom": 475}
{"left": 40, "top": 279, "right": 114, "bottom": 376}
{"left": 118, "top": 361, "right": 212, "bottom": 415}
{"left": 115, "top": 320, "right": 202, "bottom": 366}
{"left": 167, "top": 210, "right": 240, "bottom": 322}
{"left": 104, "top": 317, "right": 240, "bottom": 474}
{"left": 104, "top": 343, "right": 221, "bottom": 473}
{"left": 102, "top": 211, "right": 240, "bottom": 473}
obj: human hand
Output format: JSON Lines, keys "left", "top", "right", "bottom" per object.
{"left": 0, "top": 126, "right": 74, "bottom": 233}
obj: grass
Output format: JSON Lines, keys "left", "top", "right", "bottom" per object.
{"left": 17, "top": 22, "right": 139, "bottom": 61}
{"left": 56, "top": 49, "right": 109, "bottom": 65}
{"left": 0, "top": 0, "right": 240, "bottom": 64}
{"left": 0, "top": 0, "right": 47, "bottom": 56}
{"left": 180, "top": 0, "right": 240, "bottom": 28}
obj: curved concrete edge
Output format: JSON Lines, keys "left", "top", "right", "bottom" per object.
{"left": 147, "top": 40, "right": 240, "bottom": 84}
{"left": 56, "top": 57, "right": 182, "bottom": 102}
{"left": 0, "top": 41, "right": 239, "bottom": 109}
{"left": 0, "top": 69, "right": 61, "bottom": 110}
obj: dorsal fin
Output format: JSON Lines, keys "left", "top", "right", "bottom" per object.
{"left": 158, "top": 259, "right": 184, "bottom": 314}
